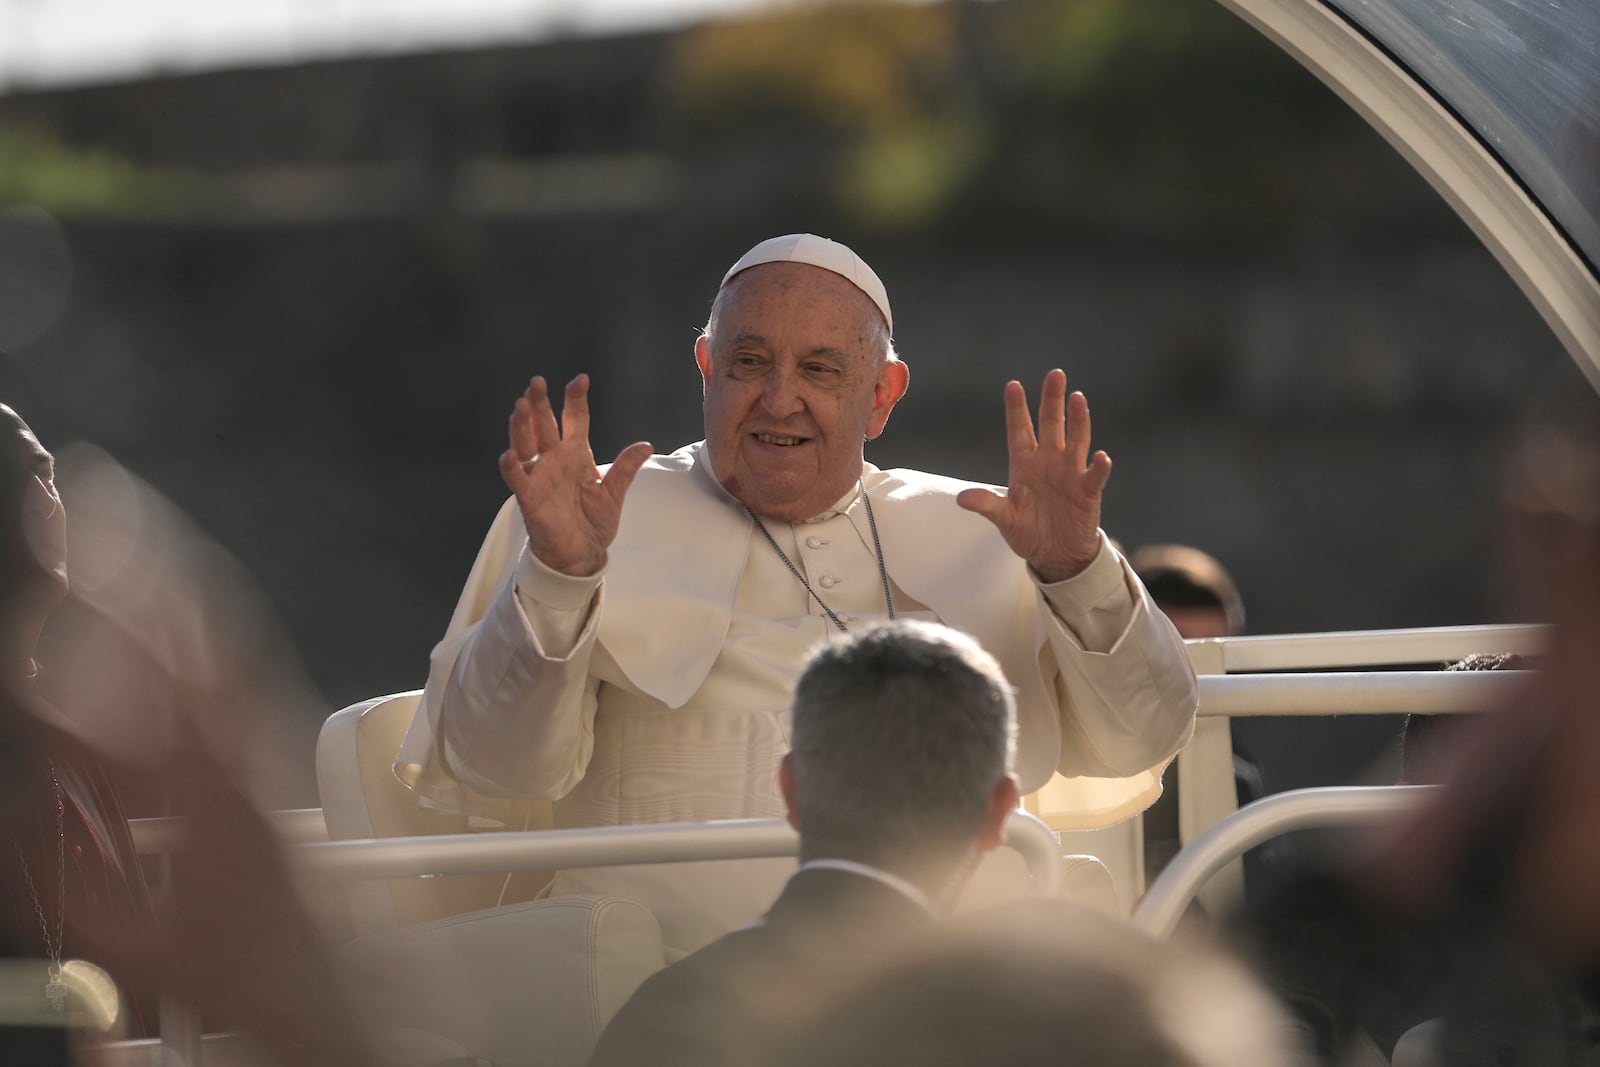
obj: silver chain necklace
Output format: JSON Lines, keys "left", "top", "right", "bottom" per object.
{"left": 12, "top": 759, "right": 67, "bottom": 1012}
{"left": 744, "top": 478, "right": 896, "bottom": 633}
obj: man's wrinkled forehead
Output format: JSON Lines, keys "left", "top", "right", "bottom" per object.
{"left": 719, "top": 233, "right": 893, "bottom": 336}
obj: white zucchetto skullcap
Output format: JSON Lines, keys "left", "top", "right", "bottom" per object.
{"left": 720, "top": 233, "right": 893, "bottom": 336}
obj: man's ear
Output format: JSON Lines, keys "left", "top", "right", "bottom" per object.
{"left": 865, "top": 358, "right": 909, "bottom": 440}
{"left": 977, "top": 774, "right": 1020, "bottom": 853}
{"left": 778, "top": 754, "right": 800, "bottom": 832}
{"left": 694, "top": 335, "right": 713, "bottom": 396}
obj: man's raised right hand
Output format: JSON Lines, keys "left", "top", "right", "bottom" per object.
{"left": 500, "top": 374, "right": 652, "bottom": 577}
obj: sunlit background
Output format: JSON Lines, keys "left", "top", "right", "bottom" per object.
{"left": 0, "top": 0, "right": 778, "bottom": 89}
{"left": 0, "top": 0, "right": 1585, "bottom": 802}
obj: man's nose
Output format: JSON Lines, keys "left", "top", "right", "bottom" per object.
{"left": 760, "top": 370, "right": 804, "bottom": 417}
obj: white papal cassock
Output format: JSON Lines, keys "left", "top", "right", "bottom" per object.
{"left": 396, "top": 442, "right": 1197, "bottom": 952}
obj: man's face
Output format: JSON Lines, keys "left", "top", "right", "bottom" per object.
{"left": 1156, "top": 602, "right": 1230, "bottom": 640}
{"left": 3, "top": 405, "right": 67, "bottom": 599}
{"left": 696, "top": 263, "right": 908, "bottom": 521}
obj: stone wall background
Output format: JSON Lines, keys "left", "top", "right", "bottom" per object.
{"left": 1, "top": 0, "right": 1582, "bottom": 803}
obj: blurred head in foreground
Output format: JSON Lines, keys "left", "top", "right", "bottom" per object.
{"left": 1361, "top": 380, "right": 1600, "bottom": 954}
{"left": 781, "top": 620, "right": 1020, "bottom": 899}
{"left": 1130, "top": 543, "right": 1244, "bottom": 639}
{"left": 0, "top": 407, "right": 375, "bottom": 1065}
{"left": 1488, "top": 385, "right": 1600, "bottom": 969}
{"left": 1230, "top": 381, "right": 1600, "bottom": 1065}
{"left": 777, "top": 900, "right": 1310, "bottom": 1067}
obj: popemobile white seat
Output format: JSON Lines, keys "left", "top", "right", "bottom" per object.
{"left": 317, "top": 693, "right": 666, "bottom": 1067}
{"left": 316, "top": 691, "right": 549, "bottom": 933}
{"left": 340, "top": 894, "right": 665, "bottom": 1067}
{"left": 954, "top": 833, "right": 1119, "bottom": 917}
{"left": 1058, "top": 854, "right": 1120, "bottom": 915}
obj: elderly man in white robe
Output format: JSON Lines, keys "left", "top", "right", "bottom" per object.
{"left": 397, "top": 234, "right": 1198, "bottom": 953}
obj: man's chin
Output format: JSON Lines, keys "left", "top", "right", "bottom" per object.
{"left": 740, "top": 479, "right": 868, "bottom": 523}
{"left": 726, "top": 478, "right": 818, "bottom": 522}
{"left": 720, "top": 451, "right": 864, "bottom": 521}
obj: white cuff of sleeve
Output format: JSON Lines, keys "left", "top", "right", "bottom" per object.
{"left": 1032, "top": 533, "right": 1128, "bottom": 613}
{"left": 514, "top": 548, "right": 604, "bottom": 612}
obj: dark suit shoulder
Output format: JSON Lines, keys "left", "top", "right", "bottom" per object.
{"left": 588, "top": 920, "right": 780, "bottom": 1067}
{"left": 590, "top": 869, "right": 931, "bottom": 1067}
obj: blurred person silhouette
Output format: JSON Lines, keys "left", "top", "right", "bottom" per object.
{"left": 587, "top": 620, "right": 1021, "bottom": 1067}
{"left": 771, "top": 899, "right": 1310, "bottom": 1067}
{"left": 1129, "top": 543, "right": 1246, "bottom": 641}
{"left": 0, "top": 404, "right": 386, "bottom": 1066}
{"left": 0, "top": 403, "right": 154, "bottom": 1056}
{"left": 1233, "top": 391, "right": 1600, "bottom": 1064}
{"left": 397, "top": 232, "right": 1197, "bottom": 954}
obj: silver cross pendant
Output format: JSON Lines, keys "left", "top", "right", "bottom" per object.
{"left": 45, "top": 964, "right": 66, "bottom": 1013}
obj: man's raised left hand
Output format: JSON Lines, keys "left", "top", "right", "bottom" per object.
{"left": 956, "top": 369, "right": 1110, "bottom": 584}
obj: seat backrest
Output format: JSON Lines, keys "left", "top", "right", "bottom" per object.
{"left": 315, "top": 691, "right": 549, "bottom": 934}
{"left": 1059, "top": 854, "right": 1121, "bottom": 916}
{"left": 955, "top": 840, "right": 1122, "bottom": 917}
{"left": 340, "top": 894, "right": 665, "bottom": 1067}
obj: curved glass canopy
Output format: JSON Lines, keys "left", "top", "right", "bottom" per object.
{"left": 1217, "top": 0, "right": 1600, "bottom": 385}
{"left": 1329, "top": 0, "right": 1600, "bottom": 273}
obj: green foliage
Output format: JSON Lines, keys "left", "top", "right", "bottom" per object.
{"left": 666, "top": 0, "right": 1356, "bottom": 245}
{"left": 1001, "top": 0, "right": 1198, "bottom": 103}
{"left": 670, "top": 0, "right": 959, "bottom": 141}
{"left": 843, "top": 113, "right": 987, "bottom": 229}
{"left": 0, "top": 123, "right": 219, "bottom": 219}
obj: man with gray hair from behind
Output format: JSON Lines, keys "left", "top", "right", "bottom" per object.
{"left": 588, "top": 619, "right": 1020, "bottom": 1067}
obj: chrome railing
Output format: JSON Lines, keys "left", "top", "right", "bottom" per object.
{"left": 1132, "top": 785, "right": 1431, "bottom": 938}
{"left": 1190, "top": 623, "right": 1545, "bottom": 673}
{"left": 131, "top": 810, "right": 1064, "bottom": 896}
{"left": 1195, "top": 668, "right": 1528, "bottom": 718}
